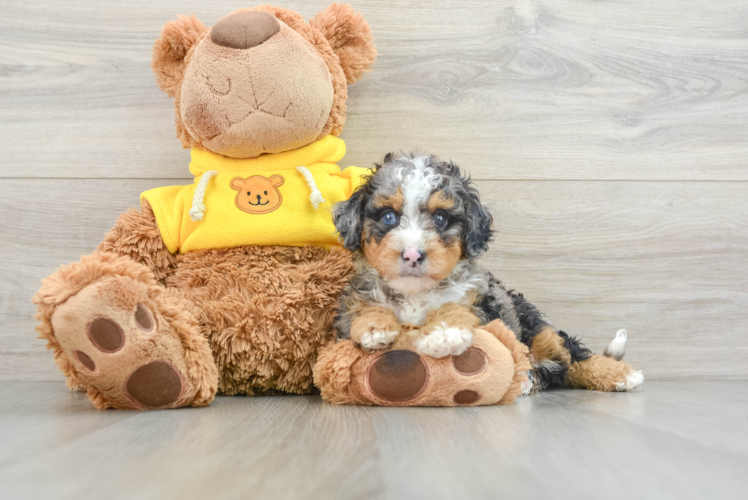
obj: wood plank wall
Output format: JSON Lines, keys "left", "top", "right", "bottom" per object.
{"left": 1, "top": 0, "right": 746, "bottom": 380}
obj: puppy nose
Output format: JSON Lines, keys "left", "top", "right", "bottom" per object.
{"left": 211, "top": 11, "right": 281, "bottom": 50}
{"left": 402, "top": 248, "right": 425, "bottom": 264}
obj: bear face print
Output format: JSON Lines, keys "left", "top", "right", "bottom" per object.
{"left": 230, "top": 175, "right": 285, "bottom": 214}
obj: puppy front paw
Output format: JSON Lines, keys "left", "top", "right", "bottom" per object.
{"left": 415, "top": 323, "right": 473, "bottom": 358}
{"left": 359, "top": 329, "right": 399, "bottom": 350}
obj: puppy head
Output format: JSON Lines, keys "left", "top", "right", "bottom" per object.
{"left": 334, "top": 154, "right": 494, "bottom": 294}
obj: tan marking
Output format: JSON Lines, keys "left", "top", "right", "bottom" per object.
{"left": 363, "top": 231, "right": 403, "bottom": 283}
{"left": 423, "top": 303, "right": 480, "bottom": 332}
{"left": 529, "top": 327, "right": 572, "bottom": 366}
{"left": 350, "top": 306, "right": 401, "bottom": 346}
{"left": 372, "top": 188, "right": 403, "bottom": 212}
{"left": 424, "top": 237, "right": 462, "bottom": 282}
{"left": 427, "top": 191, "right": 455, "bottom": 212}
{"left": 566, "top": 354, "right": 636, "bottom": 391}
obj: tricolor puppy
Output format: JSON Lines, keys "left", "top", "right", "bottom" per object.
{"left": 333, "top": 153, "right": 643, "bottom": 393}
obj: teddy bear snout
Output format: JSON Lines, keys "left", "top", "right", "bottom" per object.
{"left": 210, "top": 11, "right": 280, "bottom": 50}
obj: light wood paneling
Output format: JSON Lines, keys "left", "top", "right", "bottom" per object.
{"left": 2, "top": 179, "right": 746, "bottom": 380}
{"left": 1, "top": 0, "right": 747, "bottom": 179}
{"left": 1, "top": 0, "right": 747, "bottom": 381}
{"left": 0, "top": 381, "right": 747, "bottom": 499}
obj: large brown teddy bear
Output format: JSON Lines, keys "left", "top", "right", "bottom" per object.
{"left": 32, "top": 4, "right": 377, "bottom": 410}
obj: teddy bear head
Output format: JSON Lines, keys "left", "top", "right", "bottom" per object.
{"left": 151, "top": 4, "right": 376, "bottom": 159}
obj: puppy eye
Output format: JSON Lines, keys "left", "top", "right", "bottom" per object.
{"left": 434, "top": 212, "right": 449, "bottom": 229}
{"left": 381, "top": 210, "right": 398, "bottom": 226}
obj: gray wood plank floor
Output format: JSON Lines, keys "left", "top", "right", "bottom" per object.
{"left": 0, "top": 381, "right": 746, "bottom": 500}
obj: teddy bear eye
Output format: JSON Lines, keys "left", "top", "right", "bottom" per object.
{"left": 247, "top": 191, "right": 251, "bottom": 196}
{"left": 264, "top": 191, "right": 268, "bottom": 195}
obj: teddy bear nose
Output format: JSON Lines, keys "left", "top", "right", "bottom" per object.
{"left": 210, "top": 11, "right": 281, "bottom": 50}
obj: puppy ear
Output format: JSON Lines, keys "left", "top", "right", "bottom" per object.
{"left": 152, "top": 15, "right": 207, "bottom": 98}
{"left": 333, "top": 188, "right": 367, "bottom": 251}
{"left": 463, "top": 184, "right": 494, "bottom": 258}
{"left": 310, "top": 3, "right": 377, "bottom": 84}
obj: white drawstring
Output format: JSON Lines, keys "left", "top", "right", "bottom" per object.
{"left": 296, "top": 166, "right": 326, "bottom": 209}
{"left": 189, "top": 170, "right": 218, "bottom": 221}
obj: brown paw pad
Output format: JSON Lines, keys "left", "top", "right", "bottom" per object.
{"left": 367, "top": 351, "right": 428, "bottom": 402}
{"left": 125, "top": 361, "right": 183, "bottom": 408}
{"left": 75, "top": 350, "right": 96, "bottom": 372}
{"left": 453, "top": 348, "right": 486, "bottom": 375}
{"left": 87, "top": 317, "right": 125, "bottom": 353}
{"left": 453, "top": 390, "right": 481, "bottom": 405}
{"left": 134, "top": 303, "right": 154, "bottom": 332}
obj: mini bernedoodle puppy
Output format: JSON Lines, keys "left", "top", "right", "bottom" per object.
{"left": 333, "top": 153, "right": 643, "bottom": 394}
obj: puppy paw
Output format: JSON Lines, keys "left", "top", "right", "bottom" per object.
{"left": 615, "top": 369, "right": 644, "bottom": 392}
{"left": 520, "top": 370, "right": 536, "bottom": 396}
{"left": 415, "top": 323, "right": 473, "bottom": 358}
{"left": 360, "top": 329, "right": 399, "bottom": 350}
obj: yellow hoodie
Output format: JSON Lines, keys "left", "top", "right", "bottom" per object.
{"left": 141, "top": 136, "right": 369, "bottom": 254}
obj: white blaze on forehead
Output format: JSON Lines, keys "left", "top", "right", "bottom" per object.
{"left": 398, "top": 157, "right": 441, "bottom": 218}
{"left": 392, "top": 157, "right": 441, "bottom": 250}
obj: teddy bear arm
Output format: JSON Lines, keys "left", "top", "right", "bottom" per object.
{"left": 97, "top": 199, "right": 178, "bottom": 283}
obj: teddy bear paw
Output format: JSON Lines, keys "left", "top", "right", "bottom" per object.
{"left": 49, "top": 276, "right": 214, "bottom": 409}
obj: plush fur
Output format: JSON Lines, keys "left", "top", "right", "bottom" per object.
{"left": 32, "top": 4, "right": 376, "bottom": 410}
{"left": 329, "top": 153, "right": 644, "bottom": 395}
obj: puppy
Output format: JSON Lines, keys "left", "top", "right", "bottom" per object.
{"left": 332, "top": 153, "right": 644, "bottom": 393}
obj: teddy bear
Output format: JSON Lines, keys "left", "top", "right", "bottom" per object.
{"left": 32, "top": 3, "right": 378, "bottom": 410}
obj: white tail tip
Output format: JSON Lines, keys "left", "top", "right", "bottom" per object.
{"left": 603, "top": 328, "right": 627, "bottom": 361}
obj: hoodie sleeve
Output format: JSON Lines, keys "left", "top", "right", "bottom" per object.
{"left": 140, "top": 185, "right": 185, "bottom": 254}
{"left": 336, "top": 166, "right": 372, "bottom": 198}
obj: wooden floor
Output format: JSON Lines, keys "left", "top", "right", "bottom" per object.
{"left": 0, "top": 381, "right": 745, "bottom": 500}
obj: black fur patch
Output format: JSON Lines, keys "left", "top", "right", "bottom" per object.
{"left": 558, "top": 330, "right": 593, "bottom": 363}
{"left": 509, "top": 291, "right": 550, "bottom": 345}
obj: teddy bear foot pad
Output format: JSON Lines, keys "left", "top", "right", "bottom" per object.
{"left": 367, "top": 349, "right": 489, "bottom": 404}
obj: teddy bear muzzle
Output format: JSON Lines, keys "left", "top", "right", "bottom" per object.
{"left": 210, "top": 11, "right": 281, "bottom": 50}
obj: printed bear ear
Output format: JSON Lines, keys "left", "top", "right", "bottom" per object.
{"left": 152, "top": 15, "right": 208, "bottom": 98}
{"left": 230, "top": 177, "right": 245, "bottom": 190}
{"left": 269, "top": 175, "right": 285, "bottom": 187}
{"left": 310, "top": 3, "right": 377, "bottom": 84}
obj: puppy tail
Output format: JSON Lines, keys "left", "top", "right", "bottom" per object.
{"left": 602, "top": 328, "right": 627, "bottom": 361}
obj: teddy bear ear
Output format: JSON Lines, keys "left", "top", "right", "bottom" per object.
{"left": 151, "top": 15, "right": 208, "bottom": 98}
{"left": 310, "top": 3, "right": 377, "bottom": 84}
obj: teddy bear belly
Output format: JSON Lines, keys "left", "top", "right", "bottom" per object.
{"left": 166, "top": 245, "right": 353, "bottom": 395}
